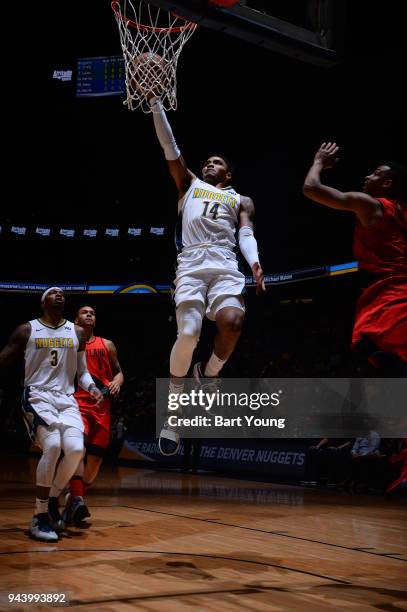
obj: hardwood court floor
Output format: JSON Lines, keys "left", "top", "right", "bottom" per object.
{"left": 0, "top": 455, "right": 406, "bottom": 611}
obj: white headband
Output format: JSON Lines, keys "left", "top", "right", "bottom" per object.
{"left": 41, "top": 286, "right": 64, "bottom": 303}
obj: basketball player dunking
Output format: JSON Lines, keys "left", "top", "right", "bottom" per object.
{"left": 64, "top": 305, "right": 124, "bottom": 525}
{"left": 148, "top": 95, "right": 265, "bottom": 455}
{"left": 0, "top": 288, "right": 103, "bottom": 541}
{"left": 303, "top": 143, "right": 407, "bottom": 375}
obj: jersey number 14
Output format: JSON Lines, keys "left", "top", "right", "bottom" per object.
{"left": 202, "top": 200, "right": 220, "bottom": 220}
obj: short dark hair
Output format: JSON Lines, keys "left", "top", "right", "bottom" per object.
{"left": 206, "top": 152, "right": 235, "bottom": 177}
{"left": 76, "top": 304, "right": 95, "bottom": 317}
{"left": 384, "top": 161, "right": 407, "bottom": 200}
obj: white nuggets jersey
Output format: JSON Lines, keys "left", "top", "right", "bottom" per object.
{"left": 177, "top": 178, "right": 240, "bottom": 252}
{"left": 24, "top": 319, "right": 79, "bottom": 394}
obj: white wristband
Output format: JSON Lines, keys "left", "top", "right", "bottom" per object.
{"left": 77, "top": 351, "right": 95, "bottom": 392}
{"left": 238, "top": 225, "right": 259, "bottom": 268}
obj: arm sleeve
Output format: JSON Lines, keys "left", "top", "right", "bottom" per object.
{"left": 77, "top": 350, "right": 95, "bottom": 392}
{"left": 149, "top": 97, "right": 181, "bottom": 161}
{"left": 238, "top": 225, "right": 260, "bottom": 267}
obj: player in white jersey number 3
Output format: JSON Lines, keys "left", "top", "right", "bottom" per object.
{"left": 0, "top": 288, "right": 103, "bottom": 542}
{"left": 148, "top": 94, "right": 265, "bottom": 456}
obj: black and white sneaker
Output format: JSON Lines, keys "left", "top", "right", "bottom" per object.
{"left": 29, "top": 513, "right": 59, "bottom": 542}
{"left": 159, "top": 420, "right": 180, "bottom": 456}
{"left": 62, "top": 494, "right": 91, "bottom": 526}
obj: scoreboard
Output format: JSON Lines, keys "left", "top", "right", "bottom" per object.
{"left": 76, "top": 55, "right": 125, "bottom": 97}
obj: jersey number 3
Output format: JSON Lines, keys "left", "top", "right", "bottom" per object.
{"left": 50, "top": 350, "right": 58, "bottom": 367}
{"left": 202, "top": 200, "right": 220, "bottom": 220}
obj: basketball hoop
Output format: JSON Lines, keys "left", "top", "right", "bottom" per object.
{"left": 111, "top": 0, "right": 198, "bottom": 113}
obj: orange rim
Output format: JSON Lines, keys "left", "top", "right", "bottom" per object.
{"left": 111, "top": 1, "right": 197, "bottom": 33}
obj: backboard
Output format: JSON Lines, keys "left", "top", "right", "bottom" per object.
{"left": 146, "top": 0, "right": 346, "bottom": 67}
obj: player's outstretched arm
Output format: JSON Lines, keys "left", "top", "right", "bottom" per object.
{"left": 303, "top": 142, "right": 381, "bottom": 226}
{"left": 239, "top": 197, "right": 265, "bottom": 295}
{"left": 0, "top": 323, "right": 30, "bottom": 368}
{"left": 105, "top": 339, "right": 124, "bottom": 397}
{"left": 148, "top": 96, "right": 195, "bottom": 195}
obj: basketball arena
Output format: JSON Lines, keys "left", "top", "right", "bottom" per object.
{"left": 0, "top": 1, "right": 406, "bottom": 610}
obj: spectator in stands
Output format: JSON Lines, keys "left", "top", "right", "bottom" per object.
{"left": 344, "top": 429, "right": 381, "bottom": 492}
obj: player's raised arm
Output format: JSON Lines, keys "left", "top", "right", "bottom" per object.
{"left": 0, "top": 323, "right": 30, "bottom": 368}
{"left": 148, "top": 95, "right": 195, "bottom": 196}
{"left": 239, "top": 196, "right": 265, "bottom": 295}
{"left": 303, "top": 142, "right": 381, "bottom": 226}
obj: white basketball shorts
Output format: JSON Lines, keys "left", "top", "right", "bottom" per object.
{"left": 22, "top": 386, "right": 84, "bottom": 439}
{"left": 174, "top": 246, "right": 245, "bottom": 320}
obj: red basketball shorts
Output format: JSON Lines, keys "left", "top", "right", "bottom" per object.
{"left": 79, "top": 402, "right": 111, "bottom": 450}
{"left": 352, "top": 274, "right": 407, "bottom": 362}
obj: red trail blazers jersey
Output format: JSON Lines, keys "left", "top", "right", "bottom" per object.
{"left": 353, "top": 198, "right": 407, "bottom": 275}
{"left": 74, "top": 336, "right": 112, "bottom": 415}
{"left": 352, "top": 198, "right": 407, "bottom": 362}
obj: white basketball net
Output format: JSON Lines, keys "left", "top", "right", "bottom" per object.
{"left": 112, "top": 0, "right": 198, "bottom": 113}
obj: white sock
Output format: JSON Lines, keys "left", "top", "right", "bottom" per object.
{"left": 204, "top": 352, "right": 226, "bottom": 377}
{"left": 35, "top": 498, "right": 48, "bottom": 515}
